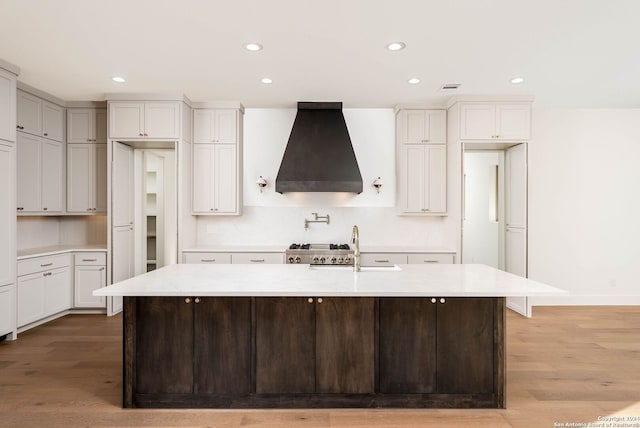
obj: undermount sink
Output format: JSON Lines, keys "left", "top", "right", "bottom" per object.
{"left": 308, "top": 264, "right": 402, "bottom": 272}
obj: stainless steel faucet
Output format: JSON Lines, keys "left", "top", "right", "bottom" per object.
{"left": 351, "top": 225, "right": 361, "bottom": 272}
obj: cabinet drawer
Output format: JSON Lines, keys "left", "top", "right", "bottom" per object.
{"left": 407, "top": 253, "right": 454, "bottom": 264}
{"left": 360, "top": 253, "right": 407, "bottom": 266}
{"left": 183, "top": 252, "right": 232, "bottom": 264}
{"left": 231, "top": 253, "right": 284, "bottom": 264}
{"left": 18, "top": 253, "right": 70, "bottom": 276}
{"left": 74, "top": 252, "right": 106, "bottom": 266}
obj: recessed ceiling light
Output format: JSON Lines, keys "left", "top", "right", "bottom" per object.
{"left": 408, "top": 78, "right": 421, "bottom": 85}
{"left": 386, "top": 42, "right": 406, "bottom": 51}
{"left": 510, "top": 77, "right": 525, "bottom": 84}
{"left": 245, "top": 43, "right": 263, "bottom": 52}
{"left": 261, "top": 77, "right": 273, "bottom": 84}
{"left": 111, "top": 76, "right": 126, "bottom": 83}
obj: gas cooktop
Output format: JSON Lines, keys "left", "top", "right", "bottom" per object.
{"left": 286, "top": 243, "right": 354, "bottom": 265}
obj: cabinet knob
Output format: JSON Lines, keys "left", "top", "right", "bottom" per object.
{"left": 307, "top": 298, "right": 314, "bottom": 303}
{"left": 195, "top": 297, "right": 201, "bottom": 304}
{"left": 440, "top": 298, "right": 446, "bottom": 304}
{"left": 44, "top": 133, "right": 48, "bottom": 136}
{"left": 43, "top": 207, "right": 48, "bottom": 211}
{"left": 139, "top": 133, "right": 144, "bottom": 136}
{"left": 144, "top": 133, "right": 148, "bottom": 136}
{"left": 185, "top": 297, "right": 191, "bottom": 304}
{"left": 431, "top": 298, "right": 436, "bottom": 304}
{"left": 87, "top": 208, "right": 92, "bottom": 211}
{"left": 317, "top": 298, "right": 323, "bottom": 304}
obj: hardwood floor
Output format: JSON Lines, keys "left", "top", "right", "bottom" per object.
{"left": 1, "top": 307, "right": 639, "bottom": 427}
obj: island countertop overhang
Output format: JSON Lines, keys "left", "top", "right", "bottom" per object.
{"left": 94, "top": 263, "right": 565, "bottom": 297}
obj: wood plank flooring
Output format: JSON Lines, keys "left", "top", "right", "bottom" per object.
{"left": 1, "top": 307, "right": 639, "bottom": 427}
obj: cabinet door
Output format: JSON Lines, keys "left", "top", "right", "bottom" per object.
{"left": 215, "top": 110, "right": 237, "bottom": 144}
{"left": 109, "top": 102, "right": 144, "bottom": 138}
{"left": 436, "top": 298, "right": 495, "bottom": 394}
{"left": 42, "top": 101, "right": 64, "bottom": 142}
{"left": 194, "top": 297, "right": 251, "bottom": 394}
{"left": 495, "top": 104, "right": 530, "bottom": 140}
{"left": 316, "top": 297, "right": 375, "bottom": 393}
{"left": 400, "top": 110, "right": 427, "bottom": 144}
{"left": 505, "top": 144, "right": 527, "bottom": 229}
{"left": 144, "top": 102, "right": 179, "bottom": 139}
{"left": 183, "top": 252, "right": 232, "bottom": 264}
{"left": 426, "top": 110, "right": 447, "bottom": 145}
{"left": 135, "top": 297, "right": 194, "bottom": 394}
{"left": 112, "top": 142, "right": 134, "bottom": 226}
{"left": 192, "top": 144, "right": 214, "bottom": 213}
{"left": 95, "top": 109, "right": 107, "bottom": 143}
{"left": 460, "top": 104, "right": 495, "bottom": 140}
{"left": 67, "top": 144, "right": 92, "bottom": 212}
{"left": 17, "top": 91, "right": 42, "bottom": 136}
{"left": 74, "top": 265, "right": 106, "bottom": 307}
{"left": 231, "top": 253, "right": 284, "bottom": 264}
{"left": 360, "top": 253, "right": 407, "bottom": 266}
{"left": 67, "top": 109, "right": 93, "bottom": 143}
{"left": 112, "top": 225, "right": 134, "bottom": 315}
{"left": 0, "top": 144, "right": 15, "bottom": 286}
{"left": 256, "top": 297, "right": 315, "bottom": 393}
{"left": 379, "top": 298, "right": 437, "bottom": 393}
{"left": 214, "top": 144, "right": 237, "bottom": 213}
{"left": 41, "top": 139, "right": 64, "bottom": 212}
{"left": 425, "top": 145, "right": 446, "bottom": 214}
{"left": 17, "top": 272, "right": 46, "bottom": 327}
{"left": 44, "top": 267, "right": 71, "bottom": 316}
{"left": 505, "top": 227, "right": 526, "bottom": 277}
{"left": 16, "top": 133, "right": 42, "bottom": 212}
{"left": 193, "top": 109, "right": 215, "bottom": 143}
{"left": 0, "top": 285, "right": 15, "bottom": 336}
{"left": 94, "top": 144, "right": 107, "bottom": 212}
{"left": 399, "top": 145, "right": 425, "bottom": 213}
{"left": 0, "top": 68, "right": 16, "bottom": 143}
{"left": 407, "top": 253, "right": 454, "bottom": 264}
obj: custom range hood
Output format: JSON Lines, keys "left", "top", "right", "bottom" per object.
{"left": 276, "top": 102, "right": 363, "bottom": 193}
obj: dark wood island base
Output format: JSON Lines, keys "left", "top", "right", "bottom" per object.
{"left": 123, "top": 296, "right": 505, "bottom": 409}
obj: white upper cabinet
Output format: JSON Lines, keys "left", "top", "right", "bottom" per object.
{"left": 192, "top": 143, "right": 240, "bottom": 215}
{"left": 397, "top": 109, "right": 446, "bottom": 145}
{"left": 16, "top": 132, "right": 63, "bottom": 213}
{"left": 67, "top": 143, "right": 107, "bottom": 213}
{"left": 0, "top": 144, "right": 15, "bottom": 287}
{"left": 109, "top": 101, "right": 180, "bottom": 139}
{"left": 112, "top": 142, "right": 134, "bottom": 226}
{"left": 0, "top": 67, "right": 17, "bottom": 143}
{"left": 17, "top": 90, "right": 65, "bottom": 142}
{"left": 193, "top": 109, "right": 238, "bottom": 144}
{"left": 396, "top": 109, "right": 447, "bottom": 216}
{"left": 67, "top": 108, "right": 107, "bottom": 143}
{"left": 460, "top": 103, "right": 530, "bottom": 141}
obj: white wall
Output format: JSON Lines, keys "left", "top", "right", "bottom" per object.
{"left": 528, "top": 109, "right": 640, "bottom": 305}
{"left": 196, "top": 108, "right": 457, "bottom": 248}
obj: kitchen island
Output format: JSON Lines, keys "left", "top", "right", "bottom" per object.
{"left": 95, "top": 263, "right": 564, "bottom": 409}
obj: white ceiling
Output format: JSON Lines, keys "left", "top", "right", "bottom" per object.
{"left": 1, "top": 0, "right": 639, "bottom": 108}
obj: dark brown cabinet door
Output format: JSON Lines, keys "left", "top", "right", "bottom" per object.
{"left": 436, "top": 297, "right": 495, "bottom": 394}
{"left": 194, "top": 297, "right": 252, "bottom": 394}
{"left": 135, "top": 297, "right": 194, "bottom": 394}
{"left": 255, "top": 297, "right": 316, "bottom": 393}
{"left": 379, "top": 297, "right": 437, "bottom": 393}
{"left": 316, "top": 297, "right": 375, "bottom": 394}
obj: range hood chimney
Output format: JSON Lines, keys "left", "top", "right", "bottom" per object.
{"left": 276, "top": 102, "right": 363, "bottom": 193}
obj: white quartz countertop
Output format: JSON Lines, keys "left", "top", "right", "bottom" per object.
{"left": 94, "top": 263, "right": 565, "bottom": 298}
{"left": 18, "top": 244, "right": 107, "bottom": 260}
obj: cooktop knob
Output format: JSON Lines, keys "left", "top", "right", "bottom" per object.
{"left": 331, "top": 257, "right": 337, "bottom": 264}
{"left": 319, "top": 257, "right": 326, "bottom": 264}
{"left": 295, "top": 256, "right": 302, "bottom": 264}
{"left": 312, "top": 256, "right": 319, "bottom": 263}
{"left": 288, "top": 256, "right": 295, "bottom": 264}
{"left": 338, "top": 257, "right": 344, "bottom": 264}
{"left": 344, "top": 256, "right": 352, "bottom": 264}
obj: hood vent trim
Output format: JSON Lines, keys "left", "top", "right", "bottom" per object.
{"left": 275, "top": 102, "right": 363, "bottom": 193}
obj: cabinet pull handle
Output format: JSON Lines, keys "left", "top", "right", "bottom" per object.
{"left": 374, "top": 259, "right": 389, "bottom": 263}
{"left": 307, "top": 298, "right": 314, "bottom": 303}
{"left": 194, "top": 297, "right": 201, "bottom": 304}
{"left": 43, "top": 272, "right": 52, "bottom": 277}
{"left": 201, "top": 259, "right": 215, "bottom": 262}
{"left": 423, "top": 260, "right": 438, "bottom": 263}
{"left": 99, "top": 267, "right": 105, "bottom": 271}
{"left": 87, "top": 208, "right": 92, "bottom": 211}
{"left": 439, "top": 298, "right": 446, "bottom": 304}
{"left": 250, "top": 259, "right": 265, "bottom": 263}
{"left": 185, "top": 297, "right": 191, "bottom": 304}
{"left": 431, "top": 298, "right": 437, "bottom": 304}
{"left": 40, "top": 263, "right": 53, "bottom": 267}
{"left": 43, "top": 207, "right": 48, "bottom": 211}
{"left": 44, "top": 133, "right": 48, "bottom": 136}
{"left": 82, "top": 258, "right": 97, "bottom": 262}
{"left": 317, "top": 298, "right": 323, "bottom": 304}
{"left": 139, "top": 133, "right": 143, "bottom": 137}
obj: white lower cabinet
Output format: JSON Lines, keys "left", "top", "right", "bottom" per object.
{"left": 74, "top": 253, "right": 106, "bottom": 308}
{"left": 17, "top": 254, "right": 72, "bottom": 329}
{"left": 407, "top": 253, "right": 454, "bottom": 264}
{"left": 0, "top": 285, "right": 15, "bottom": 337}
{"left": 183, "top": 252, "right": 232, "bottom": 264}
{"left": 360, "top": 253, "right": 408, "bottom": 267}
{"left": 231, "top": 253, "right": 284, "bottom": 264}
